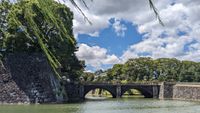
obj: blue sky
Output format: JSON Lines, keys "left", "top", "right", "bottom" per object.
{"left": 77, "top": 19, "right": 143, "bottom": 71}
{"left": 62, "top": 0, "right": 200, "bottom": 72}
{"left": 78, "top": 19, "right": 142, "bottom": 57}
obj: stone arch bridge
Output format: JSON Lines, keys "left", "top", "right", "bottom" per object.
{"left": 65, "top": 83, "right": 160, "bottom": 102}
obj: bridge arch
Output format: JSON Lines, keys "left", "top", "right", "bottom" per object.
{"left": 121, "top": 88, "right": 143, "bottom": 97}
{"left": 121, "top": 86, "right": 153, "bottom": 98}
{"left": 83, "top": 85, "right": 117, "bottom": 98}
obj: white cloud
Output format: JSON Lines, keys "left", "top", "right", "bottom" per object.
{"left": 58, "top": 0, "right": 154, "bottom": 37}
{"left": 120, "top": 1, "right": 200, "bottom": 63}
{"left": 76, "top": 44, "right": 120, "bottom": 69}
{"left": 121, "top": 36, "right": 194, "bottom": 62}
{"left": 112, "top": 19, "right": 127, "bottom": 37}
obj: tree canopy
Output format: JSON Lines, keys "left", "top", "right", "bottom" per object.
{"left": 89, "top": 58, "right": 200, "bottom": 83}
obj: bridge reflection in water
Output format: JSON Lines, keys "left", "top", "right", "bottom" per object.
{"left": 85, "top": 88, "right": 144, "bottom": 99}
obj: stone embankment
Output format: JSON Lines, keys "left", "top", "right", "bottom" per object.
{"left": 0, "top": 53, "right": 62, "bottom": 104}
{"left": 159, "top": 82, "right": 200, "bottom": 101}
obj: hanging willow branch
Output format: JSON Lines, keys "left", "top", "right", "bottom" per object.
{"left": 66, "top": 0, "right": 163, "bottom": 26}
{"left": 149, "top": 0, "right": 164, "bottom": 26}
{"left": 68, "top": 0, "right": 92, "bottom": 25}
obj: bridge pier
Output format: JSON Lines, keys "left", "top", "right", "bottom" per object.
{"left": 79, "top": 85, "right": 85, "bottom": 100}
{"left": 152, "top": 85, "right": 159, "bottom": 98}
{"left": 116, "top": 85, "right": 122, "bottom": 98}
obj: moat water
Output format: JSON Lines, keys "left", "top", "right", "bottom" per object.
{"left": 1, "top": 97, "right": 200, "bottom": 113}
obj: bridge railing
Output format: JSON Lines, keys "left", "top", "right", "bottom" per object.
{"left": 80, "top": 81, "right": 161, "bottom": 85}
{"left": 171, "top": 82, "right": 200, "bottom": 85}
{"left": 79, "top": 81, "right": 200, "bottom": 86}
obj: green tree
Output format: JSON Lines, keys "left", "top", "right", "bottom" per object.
{"left": 155, "top": 58, "right": 181, "bottom": 81}
{"left": 101, "top": 57, "right": 200, "bottom": 83}
{"left": 82, "top": 72, "right": 95, "bottom": 82}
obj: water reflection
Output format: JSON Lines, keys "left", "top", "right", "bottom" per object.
{"left": 1, "top": 98, "right": 200, "bottom": 113}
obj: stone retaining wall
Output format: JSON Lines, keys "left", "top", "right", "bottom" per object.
{"left": 159, "top": 82, "right": 200, "bottom": 101}
{"left": 173, "top": 84, "right": 200, "bottom": 101}
{"left": 159, "top": 82, "right": 175, "bottom": 99}
{"left": 0, "top": 53, "right": 61, "bottom": 104}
